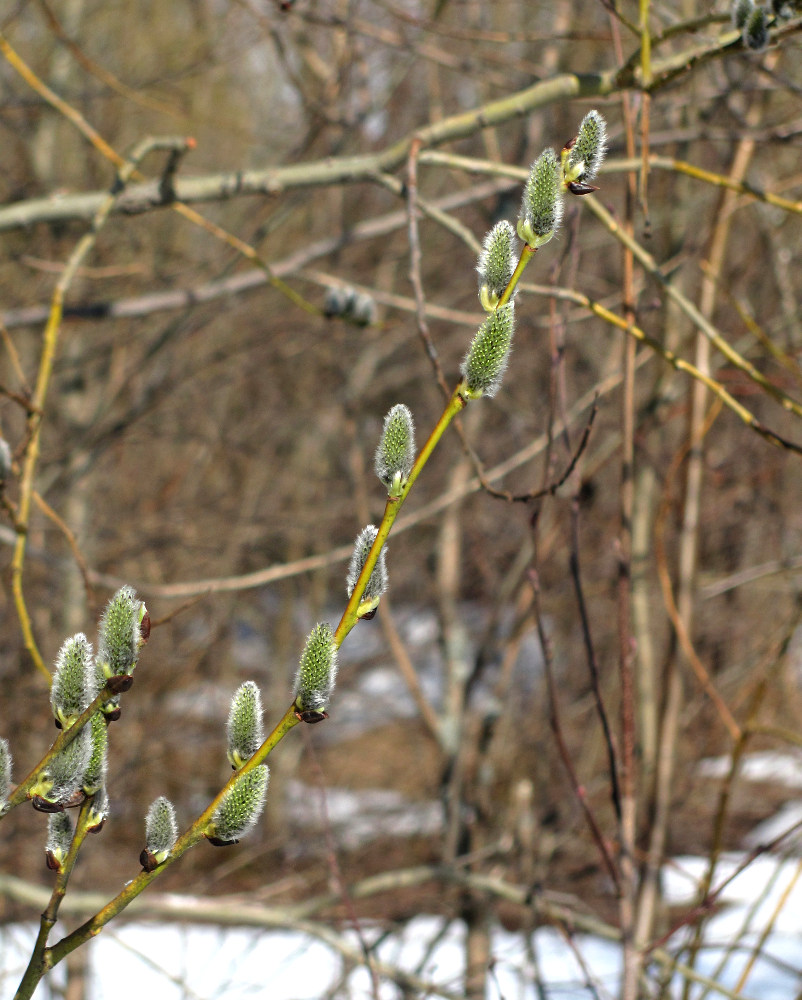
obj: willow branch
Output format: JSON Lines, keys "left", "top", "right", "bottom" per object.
{"left": 9, "top": 136, "right": 193, "bottom": 682}
{"left": 4, "top": 18, "right": 799, "bottom": 234}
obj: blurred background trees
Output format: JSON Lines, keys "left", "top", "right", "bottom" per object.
{"left": 1, "top": 1, "right": 802, "bottom": 997}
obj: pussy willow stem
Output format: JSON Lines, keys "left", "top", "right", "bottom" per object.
{"left": 32, "top": 378, "right": 472, "bottom": 992}
{"left": 335, "top": 387, "right": 467, "bottom": 647}
{"left": 335, "top": 239, "right": 537, "bottom": 648}
{"left": 15, "top": 797, "right": 96, "bottom": 1000}
{"left": 1, "top": 679, "right": 125, "bottom": 817}
{"left": 29, "top": 229, "right": 539, "bottom": 996}
{"left": 500, "top": 244, "right": 537, "bottom": 307}
{"left": 32, "top": 703, "right": 299, "bottom": 992}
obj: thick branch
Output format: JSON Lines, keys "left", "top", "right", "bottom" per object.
{"left": 0, "top": 71, "right": 605, "bottom": 232}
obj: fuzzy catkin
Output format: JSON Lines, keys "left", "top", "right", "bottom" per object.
{"left": 46, "top": 812, "right": 74, "bottom": 868}
{"left": 293, "top": 623, "right": 338, "bottom": 714}
{"left": 375, "top": 404, "right": 415, "bottom": 494}
{"left": 96, "top": 585, "right": 145, "bottom": 679}
{"left": 210, "top": 765, "right": 269, "bottom": 843}
{"left": 567, "top": 110, "right": 607, "bottom": 183}
{"left": 518, "top": 149, "right": 562, "bottom": 246}
{"left": 81, "top": 712, "right": 108, "bottom": 795}
{"left": 226, "top": 681, "right": 264, "bottom": 769}
{"left": 50, "top": 633, "right": 93, "bottom": 729}
{"left": 145, "top": 796, "right": 178, "bottom": 860}
{"left": 0, "top": 739, "right": 11, "bottom": 806}
{"left": 477, "top": 220, "right": 515, "bottom": 310}
{"left": 346, "top": 525, "right": 388, "bottom": 603}
{"left": 460, "top": 302, "right": 516, "bottom": 399}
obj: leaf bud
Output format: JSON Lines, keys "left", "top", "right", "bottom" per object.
{"left": 293, "top": 623, "right": 338, "bottom": 720}
{"left": 346, "top": 525, "right": 388, "bottom": 618}
{"left": 0, "top": 738, "right": 11, "bottom": 807}
{"left": 226, "top": 681, "right": 265, "bottom": 770}
{"left": 374, "top": 403, "right": 416, "bottom": 497}
{"left": 743, "top": 4, "right": 769, "bottom": 48}
{"left": 141, "top": 796, "right": 178, "bottom": 870}
{"left": 206, "top": 765, "right": 269, "bottom": 846}
{"left": 50, "top": 633, "right": 93, "bottom": 730}
{"left": 81, "top": 713, "right": 108, "bottom": 796}
{"left": 45, "top": 812, "right": 74, "bottom": 871}
{"left": 459, "top": 301, "right": 515, "bottom": 400}
{"left": 517, "top": 148, "right": 563, "bottom": 248}
{"left": 477, "top": 220, "right": 516, "bottom": 312}
{"left": 564, "top": 110, "right": 607, "bottom": 188}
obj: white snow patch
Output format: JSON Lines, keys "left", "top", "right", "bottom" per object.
{"left": 697, "top": 751, "right": 802, "bottom": 789}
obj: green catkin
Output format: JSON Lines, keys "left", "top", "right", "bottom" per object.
{"left": 144, "top": 796, "right": 178, "bottom": 864}
{"left": 96, "top": 585, "right": 147, "bottom": 680}
{"left": 477, "top": 220, "right": 516, "bottom": 312}
{"left": 0, "top": 438, "right": 11, "bottom": 482}
{"left": 346, "top": 525, "right": 388, "bottom": 616}
{"left": 0, "top": 739, "right": 11, "bottom": 806}
{"left": 226, "top": 681, "right": 265, "bottom": 770}
{"left": 87, "top": 786, "right": 109, "bottom": 832}
{"left": 743, "top": 4, "right": 769, "bottom": 48}
{"left": 208, "top": 765, "right": 269, "bottom": 844}
{"left": 374, "top": 403, "right": 416, "bottom": 497}
{"left": 50, "top": 633, "right": 93, "bottom": 730}
{"left": 733, "top": 0, "right": 755, "bottom": 27}
{"left": 31, "top": 726, "right": 92, "bottom": 807}
{"left": 293, "top": 623, "right": 338, "bottom": 715}
{"left": 566, "top": 110, "right": 607, "bottom": 184}
{"left": 517, "top": 148, "right": 563, "bottom": 248}
{"left": 46, "top": 812, "right": 74, "bottom": 870}
{"left": 459, "top": 302, "right": 516, "bottom": 400}
{"left": 82, "top": 712, "right": 108, "bottom": 795}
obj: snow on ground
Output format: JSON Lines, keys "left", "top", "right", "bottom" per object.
{"left": 4, "top": 752, "right": 802, "bottom": 998}
{"left": 3, "top": 860, "right": 802, "bottom": 1000}
{"left": 696, "top": 751, "right": 802, "bottom": 790}
{"left": 0, "top": 918, "right": 621, "bottom": 1000}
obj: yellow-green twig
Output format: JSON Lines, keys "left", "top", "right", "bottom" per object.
{"left": 2, "top": 678, "right": 129, "bottom": 817}
{"left": 9, "top": 136, "right": 193, "bottom": 683}
{"left": 335, "top": 387, "right": 467, "bottom": 648}
{"left": 15, "top": 797, "right": 97, "bottom": 999}
{"left": 34, "top": 703, "right": 298, "bottom": 993}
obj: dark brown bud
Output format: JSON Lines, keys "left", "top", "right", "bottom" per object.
{"left": 567, "top": 181, "right": 599, "bottom": 196}
{"left": 140, "top": 848, "right": 158, "bottom": 872}
{"left": 106, "top": 674, "right": 134, "bottom": 695}
{"left": 294, "top": 708, "right": 329, "bottom": 724}
{"left": 32, "top": 795, "right": 64, "bottom": 814}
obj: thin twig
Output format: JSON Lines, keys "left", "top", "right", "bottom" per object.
{"left": 528, "top": 567, "right": 620, "bottom": 891}
{"left": 32, "top": 491, "right": 94, "bottom": 605}
{"left": 10, "top": 136, "right": 194, "bottom": 683}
